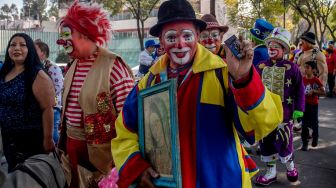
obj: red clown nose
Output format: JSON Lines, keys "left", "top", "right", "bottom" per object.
{"left": 56, "top": 39, "right": 66, "bottom": 45}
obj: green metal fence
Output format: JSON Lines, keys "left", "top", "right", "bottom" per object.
{"left": 0, "top": 30, "right": 157, "bottom": 68}
{"left": 0, "top": 30, "right": 61, "bottom": 63}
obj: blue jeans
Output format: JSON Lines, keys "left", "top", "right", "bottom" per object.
{"left": 53, "top": 108, "right": 61, "bottom": 143}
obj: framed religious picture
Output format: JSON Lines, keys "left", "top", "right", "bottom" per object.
{"left": 138, "top": 79, "right": 181, "bottom": 188}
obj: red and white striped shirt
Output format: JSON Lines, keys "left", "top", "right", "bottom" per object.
{"left": 65, "top": 54, "right": 134, "bottom": 128}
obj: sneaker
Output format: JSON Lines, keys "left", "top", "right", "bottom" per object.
{"left": 293, "top": 121, "right": 302, "bottom": 132}
{"left": 312, "top": 139, "right": 318, "bottom": 147}
{"left": 255, "top": 175, "right": 277, "bottom": 186}
{"left": 301, "top": 144, "right": 308, "bottom": 151}
{"left": 286, "top": 167, "right": 298, "bottom": 182}
{"left": 255, "top": 167, "right": 277, "bottom": 186}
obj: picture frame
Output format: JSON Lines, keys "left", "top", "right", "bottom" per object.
{"left": 138, "top": 79, "right": 181, "bottom": 188}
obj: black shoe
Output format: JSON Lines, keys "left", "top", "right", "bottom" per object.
{"left": 312, "top": 139, "right": 318, "bottom": 147}
{"left": 301, "top": 144, "right": 308, "bottom": 151}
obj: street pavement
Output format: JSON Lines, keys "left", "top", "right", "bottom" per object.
{"left": 251, "top": 97, "right": 336, "bottom": 188}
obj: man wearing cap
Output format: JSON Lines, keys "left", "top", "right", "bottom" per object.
{"left": 297, "top": 32, "right": 327, "bottom": 86}
{"left": 250, "top": 19, "right": 274, "bottom": 66}
{"left": 199, "top": 14, "right": 229, "bottom": 59}
{"left": 138, "top": 40, "right": 159, "bottom": 76}
{"left": 255, "top": 27, "right": 305, "bottom": 186}
{"left": 111, "top": 0, "right": 283, "bottom": 187}
{"left": 56, "top": 2, "right": 134, "bottom": 187}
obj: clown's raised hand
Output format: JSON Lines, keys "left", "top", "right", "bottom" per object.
{"left": 224, "top": 40, "right": 254, "bottom": 80}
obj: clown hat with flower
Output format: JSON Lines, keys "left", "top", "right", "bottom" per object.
{"left": 265, "top": 27, "right": 291, "bottom": 54}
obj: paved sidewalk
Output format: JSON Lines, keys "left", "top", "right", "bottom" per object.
{"left": 251, "top": 97, "right": 336, "bottom": 188}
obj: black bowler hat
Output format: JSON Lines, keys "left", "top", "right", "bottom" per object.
{"left": 300, "top": 32, "right": 316, "bottom": 45}
{"left": 149, "top": 0, "right": 207, "bottom": 37}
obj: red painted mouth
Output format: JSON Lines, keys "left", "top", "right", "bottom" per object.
{"left": 175, "top": 52, "right": 187, "bottom": 58}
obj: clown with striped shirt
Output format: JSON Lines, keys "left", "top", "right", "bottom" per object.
{"left": 56, "top": 2, "right": 134, "bottom": 187}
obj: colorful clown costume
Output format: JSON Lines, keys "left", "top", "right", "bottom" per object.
{"left": 111, "top": 44, "right": 283, "bottom": 188}
{"left": 256, "top": 59, "right": 305, "bottom": 165}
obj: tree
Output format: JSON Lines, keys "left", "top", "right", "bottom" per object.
{"left": 225, "top": 0, "right": 251, "bottom": 31}
{"left": 311, "top": 0, "right": 335, "bottom": 46}
{"left": 96, "top": 0, "right": 124, "bottom": 16}
{"left": 23, "top": 0, "right": 33, "bottom": 18}
{"left": 9, "top": 4, "right": 19, "bottom": 19}
{"left": 123, "top": 0, "right": 161, "bottom": 51}
{"left": 248, "top": 0, "right": 285, "bottom": 24}
{"left": 48, "top": 1, "right": 59, "bottom": 19}
{"left": 327, "top": 6, "right": 336, "bottom": 41}
{"left": 1, "top": 4, "right": 11, "bottom": 18}
{"left": 225, "top": 0, "right": 284, "bottom": 31}
{"left": 23, "top": 0, "right": 48, "bottom": 26}
{"left": 288, "top": 0, "right": 335, "bottom": 47}
{"left": 288, "top": 0, "right": 312, "bottom": 33}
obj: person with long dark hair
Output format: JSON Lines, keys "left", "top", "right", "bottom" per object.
{"left": 0, "top": 33, "right": 55, "bottom": 172}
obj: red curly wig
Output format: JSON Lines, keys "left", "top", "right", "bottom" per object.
{"left": 58, "top": 1, "right": 111, "bottom": 46}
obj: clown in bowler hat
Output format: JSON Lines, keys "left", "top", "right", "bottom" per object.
{"left": 111, "top": 1, "right": 283, "bottom": 188}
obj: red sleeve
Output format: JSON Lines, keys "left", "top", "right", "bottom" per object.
{"left": 230, "top": 67, "right": 265, "bottom": 111}
{"left": 110, "top": 58, "right": 134, "bottom": 113}
{"left": 117, "top": 153, "right": 151, "bottom": 188}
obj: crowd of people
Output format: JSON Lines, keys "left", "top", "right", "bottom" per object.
{"left": 0, "top": 0, "right": 335, "bottom": 187}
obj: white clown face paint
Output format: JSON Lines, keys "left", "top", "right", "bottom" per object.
{"left": 200, "top": 29, "right": 221, "bottom": 53}
{"left": 160, "top": 21, "right": 198, "bottom": 66}
{"left": 268, "top": 41, "right": 284, "bottom": 60}
{"left": 57, "top": 26, "right": 74, "bottom": 54}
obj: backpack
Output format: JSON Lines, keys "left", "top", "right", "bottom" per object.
{"left": 2, "top": 152, "right": 66, "bottom": 188}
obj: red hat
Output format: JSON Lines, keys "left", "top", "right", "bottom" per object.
{"left": 200, "top": 14, "right": 229, "bottom": 33}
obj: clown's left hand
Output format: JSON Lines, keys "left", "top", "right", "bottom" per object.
{"left": 224, "top": 40, "right": 254, "bottom": 80}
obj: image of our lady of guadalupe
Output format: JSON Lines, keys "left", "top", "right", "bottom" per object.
{"left": 144, "top": 92, "right": 172, "bottom": 176}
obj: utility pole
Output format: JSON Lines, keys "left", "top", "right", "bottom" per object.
{"left": 210, "top": 0, "right": 216, "bottom": 16}
{"left": 283, "top": 0, "right": 286, "bottom": 28}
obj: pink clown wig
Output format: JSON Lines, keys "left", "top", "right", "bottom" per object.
{"left": 58, "top": 1, "right": 111, "bottom": 45}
